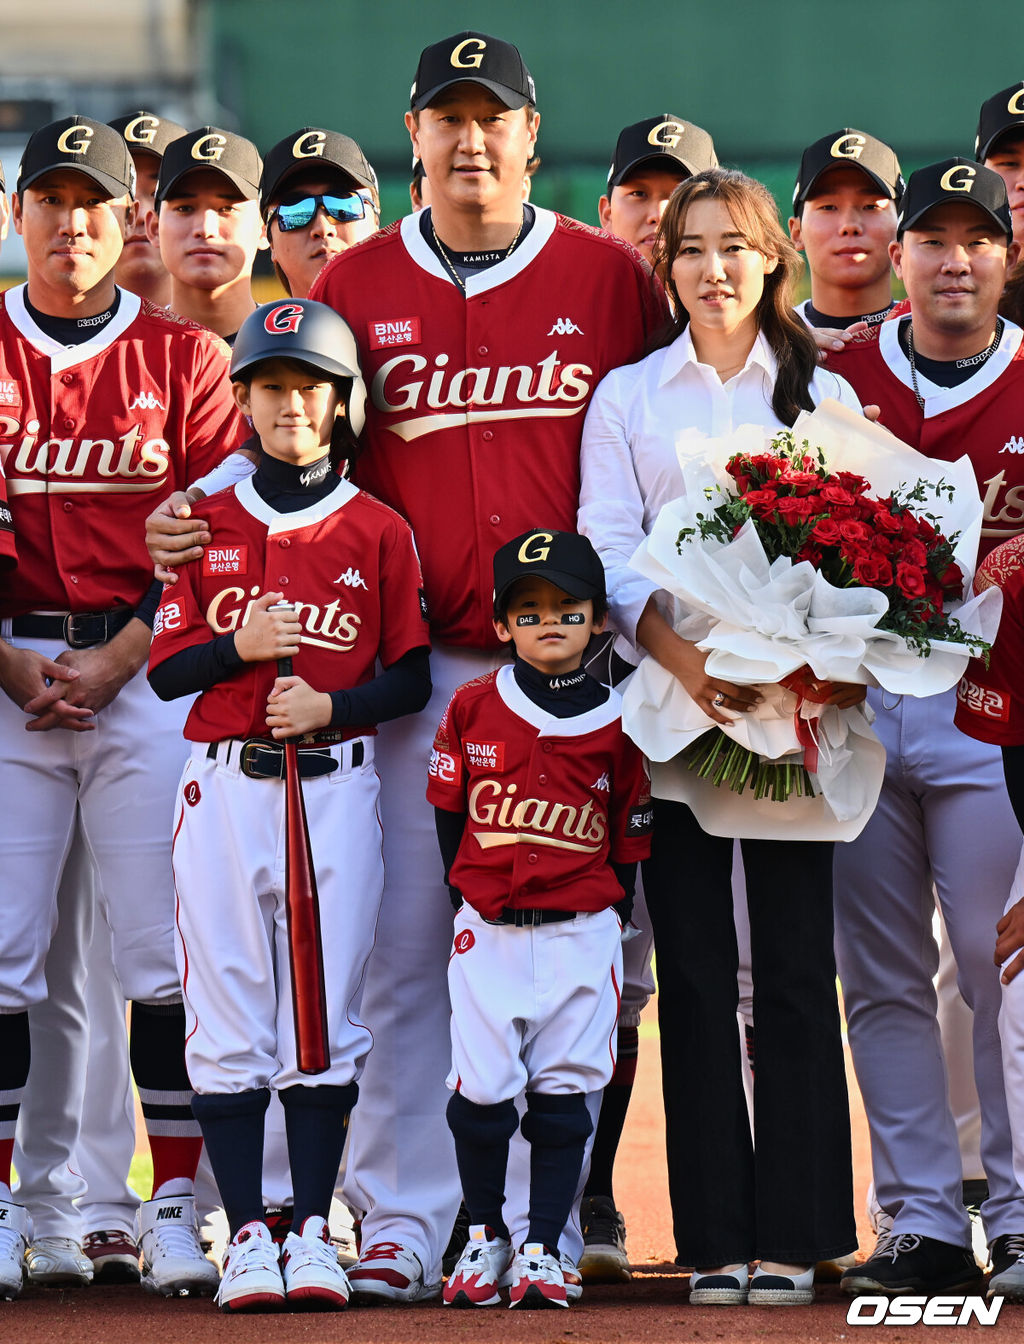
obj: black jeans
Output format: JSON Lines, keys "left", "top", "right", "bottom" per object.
{"left": 644, "top": 799, "right": 857, "bottom": 1266}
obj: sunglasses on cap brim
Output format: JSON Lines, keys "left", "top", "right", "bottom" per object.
{"left": 268, "top": 191, "right": 377, "bottom": 231}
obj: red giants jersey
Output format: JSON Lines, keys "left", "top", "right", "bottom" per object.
{"left": 0, "top": 286, "right": 245, "bottom": 616}
{"left": 427, "top": 666, "right": 652, "bottom": 920}
{"left": 0, "top": 468, "right": 13, "bottom": 569}
{"left": 148, "top": 476, "right": 429, "bottom": 742}
{"left": 955, "top": 533, "right": 1024, "bottom": 745}
{"left": 310, "top": 209, "right": 668, "bottom": 648}
{"left": 826, "top": 317, "right": 1024, "bottom": 562}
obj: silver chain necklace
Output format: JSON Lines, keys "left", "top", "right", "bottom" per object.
{"left": 906, "top": 318, "right": 1003, "bottom": 410}
{"left": 431, "top": 212, "right": 525, "bottom": 293}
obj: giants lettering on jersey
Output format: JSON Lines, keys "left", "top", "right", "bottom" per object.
{"left": 981, "top": 468, "right": 1024, "bottom": 540}
{"left": 465, "top": 739, "right": 504, "bottom": 771}
{"left": 203, "top": 545, "right": 248, "bottom": 576}
{"left": 0, "top": 414, "right": 171, "bottom": 494}
{"left": 370, "top": 350, "right": 594, "bottom": 442}
{"left": 468, "top": 778, "right": 608, "bottom": 853}
{"left": 368, "top": 317, "right": 422, "bottom": 350}
{"left": 205, "top": 584, "right": 361, "bottom": 652}
{"left": 957, "top": 675, "right": 1010, "bottom": 722}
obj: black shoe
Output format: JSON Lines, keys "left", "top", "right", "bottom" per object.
{"left": 841, "top": 1232, "right": 982, "bottom": 1297}
{"left": 579, "top": 1195, "right": 631, "bottom": 1283}
{"left": 442, "top": 1202, "right": 472, "bottom": 1278}
{"left": 988, "top": 1233, "right": 1024, "bottom": 1302}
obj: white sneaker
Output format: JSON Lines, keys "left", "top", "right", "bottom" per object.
{"left": 24, "top": 1236, "right": 93, "bottom": 1287}
{"left": 348, "top": 1240, "right": 442, "bottom": 1302}
{"left": 138, "top": 1194, "right": 219, "bottom": 1297}
{"left": 217, "top": 1221, "right": 284, "bottom": 1313}
{"left": 0, "top": 1203, "right": 27, "bottom": 1300}
{"left": 444, "top": 1226, "right": 513, "bottom": 1307}
{"left": 281, "top": 1216, "right": 350, "bottom": 1309}
{"left": 508, "top": 1242, "right": 568, "bottom": 1309}
{"left": 560, "top": 1252, "right": 584, "bottom": 1304}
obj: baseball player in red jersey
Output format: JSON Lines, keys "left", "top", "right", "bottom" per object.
{"left": 430, "top": 530, "right": 650, "bottom": 1310}
{"left": 148, "top": 299, "right": 430, "bottom": 1312}
{"left": 146, "top": 29, "right": 667, "bottom": 1303}
{"left": 0, "top": 115, "right": 246, "bottom": 1300}
{"left": 110, "top": 111, "right": 187, "bottom": 308}
{"left": 976, "top": 83, "right": 1024, "bottom": 248}
{"left": 599, "top": 115, "right": 717, "bottom": 267}
{"left": 259, "top": 129, "right": 380, "bottom": 300}
{"left": 825, "top": 161, "right": 1024, "bottom": 1300}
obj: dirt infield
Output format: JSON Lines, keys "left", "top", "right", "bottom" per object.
{"left": 9, "top": 1005, "right": 1019, "bottom": 1342}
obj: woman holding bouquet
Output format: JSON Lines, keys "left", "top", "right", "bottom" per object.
{"left": 579, "top": 168, "right": 863, "bottom": 1305}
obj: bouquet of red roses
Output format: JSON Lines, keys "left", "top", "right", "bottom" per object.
{"left": 621, "top": 400, "right": 1001, "bottom": 840}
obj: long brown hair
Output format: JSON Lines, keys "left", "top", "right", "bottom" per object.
{"left": 651, "top": 168, "right": 819, "bottom": 427}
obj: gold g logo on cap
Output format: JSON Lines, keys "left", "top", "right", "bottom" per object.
{"left": 830, "top": 133, "right": 866, "bottom": 161}
{"left": 292, "top": 131, "right": 326, "bottom": 159}
{"left": 123, "top": 115, "right": 159, "bottom": 146}
{"left": 939, "top": 164, "right": 976, "bottom": 193}
{"left": 1008, "top": 88, "right": 1024, "bottom": 116}
{"left": 56, "top": 124, "right": 93, "bottom": 155}
{"left": 517, "top": 531, "right": 553, "bottom": 564}
{"left": 191, "top": 133, "right": 227, "bottom": 163}
{"left": 647, "top": 120, "right": 685, "bottom": 149}
{"left": 450, "top": 37, "right": 486, "bottom": 69}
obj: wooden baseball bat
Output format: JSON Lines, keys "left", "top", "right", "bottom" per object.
{"left": 275, "top": 614, "right": 330, "bottom": 1075}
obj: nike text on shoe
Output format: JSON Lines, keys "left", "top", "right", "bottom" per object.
{"left": 138, "top": 1193, "right": 220, "bottom": 1297}
{"left": 348, "top": 1241, "right": 442, "bottom": 1303}
{"left": 281, "top": 1216, "right": 350, "bottom": 1309}
{"left": 443, "top": 1225, "right": 513, "bottom": 1307}
{"left": 216, "top": 1221, "right": 284, "bottom": 1313}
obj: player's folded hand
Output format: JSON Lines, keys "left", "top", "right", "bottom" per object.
{"left": 52, "top": 622, "right": 151, "bottom": 722}
{"left": 0, "top": 645, "right": 95, "bottom": 732}
{"left": 996, "top": 898, "right": 1024, "bottom": 984}
{"left": 146, "top": 491, "right": 211, "bottom": 585}
{"left": 235, "top": 592, "right": 302, "bottom": 663}
{"left": 266, "top": 676, "right": 332, "bottom": 738}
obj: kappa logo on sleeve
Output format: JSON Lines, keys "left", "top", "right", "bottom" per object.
{"left": 203, "top": 545, "right": 248, "bottom": 576}
{"left": 465, "top": 740, "right": 505, "bottom": 771}
{"left": 368, "top": 317, "right": 422, "bottom": 350}
{"left": 0, "top": 379, "right": 21, "bottom": 409}
{"left": 429, "top": 748, "right": 461, "bottom": 786}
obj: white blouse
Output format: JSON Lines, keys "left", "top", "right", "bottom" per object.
{"left": 578, "top": 326, "right": 862, "bottom": 648}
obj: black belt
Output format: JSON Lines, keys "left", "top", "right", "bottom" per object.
{"left": 11, "top": 608, "right": 135, "bottom": 649}
{"left": 207, "top": 738, "right": 363, "bottom": 781}
{"left": 485, "top": 908, "right": 578, "bottom": 927}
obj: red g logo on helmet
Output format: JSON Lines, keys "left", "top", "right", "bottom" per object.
{"left": 453, "top": 929, "right": 475, "bottom": 955}
{"left": 264, "top": 303, "right": 305, "bottom": 335}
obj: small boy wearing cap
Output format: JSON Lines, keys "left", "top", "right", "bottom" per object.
{"left": 788, "top": 129, "right": 904, "bottom": 331}
{"left": 147, "top": 126, "right": 266, "bottom": 341}
{"left": 428, "top": 530, "right": 651, "bottom": 1310}
{"left": 148, "top": 298, "right": 432, "bottom": 1312}
{"left": 260, "top": 128, "right": 380, "bottom": 299}
{"left": 110, "top": 110, "right": 187, "bottom": 306}
{"left": 599, "top": 115, "right": 717, "bottom": 265}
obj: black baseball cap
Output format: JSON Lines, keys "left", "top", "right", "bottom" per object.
{"left": 156, "top": 127, "right": 262, "bottom": 204}
{"left": 976, "top": 82, "right": 1024, "bottom": 162}
{"left": 259, "top": 129, "right": 378, "bottom": 217}
{"left": 607, "top": 115, "right": 717, "bottom": 190}
{"left": 18, "top": 115, "right": 136, "bottom": 199}
{"left": 897, "top": 158, "right": 1011, "bottom": 239}
{"left": 411, "top": 32, "right": 535, "bottom": 112}
{"left": 793, "top": 129, "right": 904, "bottom": 212}
{"left": 493, "top": 529, "right": 606, "bottom": 608}
{"left": 108, "top": 110, "right": 188, "bottom": 160}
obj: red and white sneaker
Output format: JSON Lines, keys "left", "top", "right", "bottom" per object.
{"left": 508, "top": 1242, "right": 569, "bottom": 1309}
{"left": 82, "top": 1229, "right": 141, "bottom": 1285}
{"left": 216, "top": 1222, "right": 284, "bottom": 1313}
{"left": 348, "top": 1240, "right": 442, "bottom": 1303}
{"left": 281, "top": 1216, "right": 350, "bottom": 1310}
{"left": 443, "top": 1225, "right": 514, "bottom": 1307}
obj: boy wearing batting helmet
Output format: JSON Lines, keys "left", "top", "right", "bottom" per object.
{"left": 148, "top": 299, "right": 431, "bottom": 1313}
{"left": 429, "top": 530, "right": 650, "bottom": 1309}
